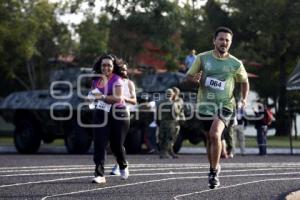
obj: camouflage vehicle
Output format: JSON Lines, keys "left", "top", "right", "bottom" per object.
{"left": 131, "top": 71, "right": 206, "bottom": 154}
{"left": 0, "top": 67, "right": 95, "bottom": 154}
{"left": 124, "top": 71, "right": 187, "bottom": 154}
{"left": 0, "top": 67, "right": 205, "bottom": 154}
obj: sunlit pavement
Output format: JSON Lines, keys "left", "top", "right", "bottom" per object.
{"left": 1, "top": 154, "right": 300, "bottom": 200}
{"left": 1, "top": 145, "right": 300, "bottom": 155}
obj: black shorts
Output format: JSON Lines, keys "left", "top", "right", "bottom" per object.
{"left": 199, "top": 107, "right": 234, "bottom": 132}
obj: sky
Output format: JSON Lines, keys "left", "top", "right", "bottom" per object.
{"left": 50, "top": 0, "right": 207, "bottom": 40}
{"left": 52, "top": 0, "right": 207, "bottom": 25}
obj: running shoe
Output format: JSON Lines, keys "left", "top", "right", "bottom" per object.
{"left": 110, "top": 164, "right": 120, "bottom": 176}
{"left": 208, "top": 168, "right": 220, "bottom": 189}
{"left": 216, "top": 165, "right": 221, "bottom": 176}
{"left": 92, "top": 176, "right": 106, "bottom": 184}
{"left": 120, "top": 167, "right": 129, "bottom": 180}
{"left": 159, "top": 151, "right": 171, "bottom": 159}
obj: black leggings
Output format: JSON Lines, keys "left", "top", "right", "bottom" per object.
{"left": 93, "top": 108, "right": 129, "bottom": 176}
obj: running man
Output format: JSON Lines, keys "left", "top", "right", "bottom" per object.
{"left": 185, "top": 26, "right": 249, "bottom": 189}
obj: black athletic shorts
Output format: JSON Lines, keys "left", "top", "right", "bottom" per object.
{"left": 199, "top": 107, "right": 234, "bottom": 132}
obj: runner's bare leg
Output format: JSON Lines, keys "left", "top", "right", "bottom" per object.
{"left": 208, "top": 118, "right": 225, "bottom": 169}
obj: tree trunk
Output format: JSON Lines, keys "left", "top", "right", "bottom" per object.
{"left": 275, "top": 2, "right": 294, "bottom": 136}
{"left": 275, "top": 55, "right": 291, "bottom": 136}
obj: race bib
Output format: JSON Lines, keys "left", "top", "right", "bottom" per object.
{"left": 205, "top": 77, "right": 225, "bottom": 90}
{"left": 95, "top": 100, "right": 112, "bottom": 112}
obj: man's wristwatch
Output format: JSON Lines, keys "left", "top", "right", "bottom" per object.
{"left": 101, "top": 95, "right": 107, "bottom": 100}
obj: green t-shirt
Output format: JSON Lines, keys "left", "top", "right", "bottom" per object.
{"left": 187, "top": 50, "right": 248, "bottom": 115}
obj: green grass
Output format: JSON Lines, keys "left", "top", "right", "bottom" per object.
{"left": 244, "top": 136, "right": 300, "bottom": 148}
{"left": 181, "top": 135, "right": 300, "bottom": 148}
{"left": 0, "top": 137, "right": 14, "bottom": 146}
{"left": 1, "top": 135, "right": 300, "bottom": 149}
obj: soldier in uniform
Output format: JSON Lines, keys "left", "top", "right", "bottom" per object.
{"left": 157, "top": 88, "right": 177, "bottom": 158}
{"left": 172, "top": 87, "right": 185, "bottom": 151}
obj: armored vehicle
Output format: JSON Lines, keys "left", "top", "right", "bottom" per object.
{"left": 0, "top": 67, "right": 95, "bottom": 154}
{"left": 129, "top": 71, "right": 206, "bottom": 154}
{"left": 0, "top": 67, "right": 206, "bottom": 154}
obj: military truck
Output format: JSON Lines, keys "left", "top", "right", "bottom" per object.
{"left": 130, "top": 70, "right": 206, "bottom": 154}
{"left": 0, "top": 67, "right": 96, "bottom": 154}
{"left": 0, "top": 67, "right": 206, "bottom": 154}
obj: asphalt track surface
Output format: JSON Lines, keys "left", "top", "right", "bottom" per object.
{"left": 1, "top": 154, "right": 300, "bottom": 200}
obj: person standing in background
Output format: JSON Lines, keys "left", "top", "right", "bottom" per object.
{"left": 172, "top": 87, "right": 185, "bottom": 149}
{"left": 184, "top": 49, "right": 196, "bottom": 70}
{"left": 157, "top": 88, "right": 178, "bottom": 159}
{"left": 234, "top": 101, "right": 247, "bottom": 156}
{"left": 254, "top": 100, "right": 273, "bottom": 156}
{"left": 147, "top": 99, "right": 159, "bottom": 154}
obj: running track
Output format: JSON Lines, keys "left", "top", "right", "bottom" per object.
{"left": 0, "top": 154, "right": 300, "bottom": 200}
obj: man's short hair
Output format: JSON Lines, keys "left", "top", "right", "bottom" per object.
{"left": 171, "top": 87, "right": 180, "bottom": 94}
{"left": 165, "top": 88, "right": 174, "bottom": 94}
{"left": 214, "top": 26, "right": 233, "bottom": 39}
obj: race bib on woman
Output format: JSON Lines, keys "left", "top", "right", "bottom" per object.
{"left": 95, "top": 100, "right": 112, "bottom": 112}
{"left": 205, "top": 77, "right": 225, "bottom": 90}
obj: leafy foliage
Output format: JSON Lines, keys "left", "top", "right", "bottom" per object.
{"left": 1, "top": 0, "right": 299, "bottom": 135}
{"left": 0, "top": 0, "right": 73, "bottom": 94}
{"left": 76, "top": 14, "right": 110, "bottom": 66}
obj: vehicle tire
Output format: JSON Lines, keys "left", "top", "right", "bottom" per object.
{"left": 124, "top": 128, "right": 142, "bottom": 154}
{"left": 188, "top": 136, "right": 202, "bottom": 145}
{"left": 14, "top": 119, "right": 41, "bottom": 154}
{"left": 64, "top": 119, "right": 92, "bottom": 154}
{"left": 173, "top": 131, "right": 185, "bottom": 154}
{"left": 42, "top": 135, "right": 55, "bottom": 144}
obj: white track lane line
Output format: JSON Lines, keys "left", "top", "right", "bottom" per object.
{"left": 0, "top": 166, "right": 298, "bottom": 177}
{"left": 40, "top": 176, "right": 207, "bottom": 200}
{"left": 1, "top": 164, "right": 297, "bottom": 174}
{"left": 0, "top": 176, "right": 91, "bottom": 188}
{"left": 173, "top": 177, "right": 300, "bottom": 199}
{"left": 40, "top": 172, "right": 300, "bottom": 200}
{"left": 0, "top": 165, "right": 93, "bottom": 170}
{"left": 1, "top": 162, "right": 300, "bottom": 171}
{"left": 0, "top": 166, "right": 204, "bottom": 174}
{"left": 0, "top": 166, "right": 299, "bottom": 188}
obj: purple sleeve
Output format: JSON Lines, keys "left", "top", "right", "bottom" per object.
{"left": 91, "top": 79, "right": 97, "bottom": 89}
{"left": 114, "top": 77, "right": 124, "bottom": 88}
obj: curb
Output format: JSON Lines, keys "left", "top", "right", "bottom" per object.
{"left": 179, "top": 147, "right": 300, "bottom": 155}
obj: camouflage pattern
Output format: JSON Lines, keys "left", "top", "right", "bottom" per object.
{"left": 0, "top": 67, "right": 94, "bottom": 136}
{"left": 138, "top": 72, "right": 185, "bottom": 93}
{"left": 157, "top": 93, "right": 178, "bottom": 158}
{"left": 0, "top": 67, "right": 93, "bottom": 111}
{"left": 158, "top": 120, "right": 177, "bottom": 157}
{"left": 0, "top": 67, "right": 94, "bottom": 153}
{"left": 136, "top": 71, "right": 206, "bottom": 154}
{"left": 0, "top": 67, "right": 206, "bottom": 154}
{"left": 173, "top": 96, "right": 185, "bottom": 138}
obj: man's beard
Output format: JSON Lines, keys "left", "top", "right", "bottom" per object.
{"left": 217, "top": 46, "right": 227, "bottom": 54}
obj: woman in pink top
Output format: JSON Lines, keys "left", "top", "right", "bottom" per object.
{"left": 90, "top": 54, "right": 130, "bottom": 184}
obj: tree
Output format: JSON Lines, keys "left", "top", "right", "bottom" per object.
{"left": 200, "top": 0, "right": 233, "bottom": 50}
{"left": 180, "top": 1, "right": 204, "bottom": 56}
{"left": 227, "top": 0, "right": 300, "bottom": 135}
{"left": 102, "top": 0, "right": 185, "bottom": 70}
{"left": 76, "top": 14, "right": 110, "bottom": 66}
{"left": 0, "top": 0, "right": 74, "bottom": 95}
